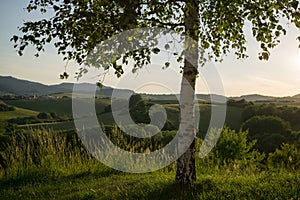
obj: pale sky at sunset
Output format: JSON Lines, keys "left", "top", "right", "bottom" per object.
{"left": 0, "top": 1, "right": 299, "bottom": 97}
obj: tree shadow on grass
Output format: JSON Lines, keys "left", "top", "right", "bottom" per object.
{"left": 0, "top": 167, "right": 122, "bottom": 190}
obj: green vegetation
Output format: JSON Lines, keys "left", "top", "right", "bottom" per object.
{"left": 4, "top": 99, "right": 74, "bottom": 116}
{"left": 0, "top": 96, "right": 300, "bottom": 199}
{"left": 0, "top": 102, "right": 38, "bottom": 135}
{"left": 0, "top": 103, "right": 15, "bottom": 112}
{"left": 12, "top": 0, "right": 300, "bottom": 185}
{"left": 0, "top": 106, "right": 38, "bottom": 120}
{"left": 241, "top": 103, "right": 300, "bottom": 130}
{"left": 0, "top": 128, "right": 299, "bottom": 199}
{"left": 4, "top": 99, "right": 110, "bottom": 116}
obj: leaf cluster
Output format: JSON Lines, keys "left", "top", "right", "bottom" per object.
{"left": 11, "top": 0, "right": 300, "bottom": 76}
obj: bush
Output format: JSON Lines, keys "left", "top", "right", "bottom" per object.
{"left": 213, "top": 128, "right": 262, "bottom": 162}
{"left": 7, "top": 116, "right": 40, "bottom": 125}
{"left": 0, "top": 103, "right": 15, "bottom": 112}
{"left": 37, "top": 112, "right": 52, "bottom": 119}
{"left": 241, "top": 116, "right": 292, "bottom": 153}
{"left": 268, "top": 143, "right": 300, "bottom": 171}
{"left": 227, "top": 99, "right": 251, "bottom": 108}
{"left": 241, "top": 104, "right": 300, "bottom": 130}
{"left": 256, "top": 133, "right": 288, "bottom": 153}
{"left": 242, "top": 115, "right": 291, "bottom": 136}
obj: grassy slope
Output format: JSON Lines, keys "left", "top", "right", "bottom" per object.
{"left": 18, "top": 121, "right": 76, "bottom": 131}
{"left": 4, "top": 99, "right": 243, "bottom": 133}
{"left": 4, "top": 99, "right": 110, "bottom": 131}
{"left": 0, "top": 107, "right": 38, "bottom": 121}
{"left": 5, "top": 99, "right": 74, "bottom": 116}
{"left": 0, "top": 171, "right": 299, "bottom": 200}
{"left": 0, "top": 106, "right": 39, "bottom": 134}
{"left": 4, "top": 99, "right": 111, "bottom": 116}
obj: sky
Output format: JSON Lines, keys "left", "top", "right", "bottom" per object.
{"left": 0, "top": 1, "right": 300, "bottom": 97}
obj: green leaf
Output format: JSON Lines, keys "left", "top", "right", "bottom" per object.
{"left": 203, "top": 41, "right": 210, "bottom": 49}
{"left": 262, "top": 52, "right": 269, "bottom": 60}
{"left": 291, "top": 0, "right": 299, "bottom": 10}
{"left": 53, "top": 5, "right": 59, "bottom": 11}
{"left": 152, "top": 48, "right": 160, "bottom": 54}
{"left": 11, "top": 35, "right": 19, "bottom": 42}
{"left": 177, "top": 57, "right": 183, "bottom": 63}
{"left": 63, "top": 72, "right": 69, "bottom": 79}
{"left": 164, "top": 44, "right": 170, "bottom": 50}
{"left": 165, "top": 62, "right": 170, "bottom": 68}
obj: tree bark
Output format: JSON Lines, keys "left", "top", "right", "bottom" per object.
{"left": 175, "top": 0, "right": 199, "bottom": 186}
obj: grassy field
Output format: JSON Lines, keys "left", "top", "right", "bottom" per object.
{"left": 4, "top": 99, "right": 111, "bottom": 116}
{"left": 18, "top": 121, "right": 76, "bottom": 131}
{"left": 2, "top": 99, "right": 244, "bottom": 135}
{"left": 0, "top": 105, "right": 39, "bottom": 135}
{"left": 4, "top": 99, "right": 74, "bottom": 116}
{"left": 1, "top": 167, "right": 299, "bottom": 199}
{"left": 0, "top": 107, "right": 38, "bottom": 120}
{"left": 0, "top": 104, "right": 299, "bottom": 199}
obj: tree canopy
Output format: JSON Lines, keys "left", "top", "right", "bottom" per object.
{"left": 12, "top": 0, "right": 300, "bottom": 77}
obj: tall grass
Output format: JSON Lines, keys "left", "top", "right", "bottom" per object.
{"left": 0, "top": 126, "right": 298, "bottom": 181}
{"left": 0, "top": 126, "right": 177, "bottom": 179}
{"left": 0, "top": 129, "right": 106, "bottom": 179}
{"left": 0, "top": 127, "right": 299, "bottom": 199}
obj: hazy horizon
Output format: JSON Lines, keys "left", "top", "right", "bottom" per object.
{"left": 2, "top": 74, "right": 300, "bottom": 98}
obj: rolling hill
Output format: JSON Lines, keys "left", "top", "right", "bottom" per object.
{"left": 0, "top": 76, "right": 132, "bottom": 97}
{"left": 1, "top": 76, "right": 299, "bottom": 102}
{"left": 229, "top": 94, "right": 276, "bottom": 102}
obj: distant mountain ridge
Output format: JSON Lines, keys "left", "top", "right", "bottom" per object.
{"left": 229, "top": 94, "right": 300, "bottom": 102}
{"left": 0, "top": 76, "right": 131, "bottom": 97}
{"left": 229, "top": 94, "right": 276, "bottom": 102}
{"left": 293, "top": 94, "right": 300, "bottom": 99}
{"left": 0, "top": 76, "right": 299, "bottom": 101}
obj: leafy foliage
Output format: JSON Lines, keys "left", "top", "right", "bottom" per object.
{"left": 0, "top": 104, "right": 15, "bottom": 112}
{"left": 127, "top": 94, "right": 151, "bottom": 124}
{"left": 268, "top": 143, "right": 300, "bottom": 171}
{"left": 11, "top": 0, "right": 300, "bottom": 77}
{"left": 242, "top": 115, "right": 292, "bottom": 153}
{"left": 242, "top": 104, "right": 300, "bottom": 130}
{"left": 212, "top": 128, "right": 263, "bottom": 163}
{"left": 242, "top": 115, "right": 291, "bottom": 136}
{"left": 227, "top": 99, "right": 253, "bottom": 108}
{"left": 37, "top": 112, "right": 52, "bottom": 119}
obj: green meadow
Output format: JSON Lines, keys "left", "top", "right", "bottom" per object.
{"left": 0, "top": 97, "right": 299, "bottom": 199}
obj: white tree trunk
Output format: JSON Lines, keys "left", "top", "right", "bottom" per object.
{"left": 175, "top": 0, "right": 199, "bottom": 186}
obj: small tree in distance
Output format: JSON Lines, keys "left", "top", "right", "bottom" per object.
{"left": 12, "top": 0, "right": 300, "bottom": 186}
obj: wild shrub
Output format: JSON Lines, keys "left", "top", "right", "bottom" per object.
{"left": 268, "top": 143, "right": 300, "bottom": 172}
